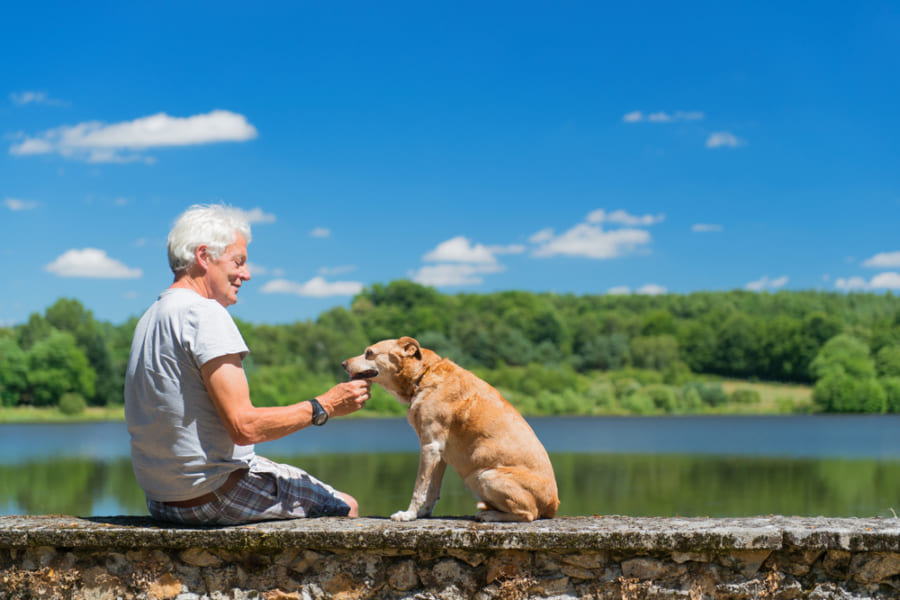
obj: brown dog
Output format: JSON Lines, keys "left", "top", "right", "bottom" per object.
{"left": 342, "top": 337, "right": 559, "bottom": 522}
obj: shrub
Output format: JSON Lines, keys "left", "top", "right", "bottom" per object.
{"left": 584, "top": 380, "right": 616, "bottom": 414}
{"left": 730, "top": 389, "right": 761, "bottom": 404}
{"left": 58, "top": 392, "right": 86, "bottom": 416}
{"left": 618, "top": 392, "right": 656, "bottom": 415}
{"left": 814, "top": 373, "right": 886, "bottom": 413}
{"left": 881, "top": 377, "right": 900, "bottom": 413}
{"left": 613, "top": 377, "right": 641, "bottom": 398}
{"left": 643, "top": 384, "right": 679, "bottom": 413}
{"left": 682, "top": 382, "right": 728, "bottom": 407}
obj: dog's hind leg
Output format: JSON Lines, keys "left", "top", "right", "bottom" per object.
{"left": 468, "top": 468, "right": 541, "bottom": 522}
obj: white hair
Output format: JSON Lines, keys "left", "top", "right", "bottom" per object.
{"left": 167, "top": 204, "right": 252, "bottom": 275}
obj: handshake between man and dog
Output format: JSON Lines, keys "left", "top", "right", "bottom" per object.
{"left": 343, "top": 337, "right": 559, "bottom": 522}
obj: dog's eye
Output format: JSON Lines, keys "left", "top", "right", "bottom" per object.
{"left": 365, "top": 350, "right": 374, "bottom": 360}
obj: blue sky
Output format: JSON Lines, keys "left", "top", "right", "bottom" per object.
{"left": 2, "top": 1, "right": 899, "bottom": 326}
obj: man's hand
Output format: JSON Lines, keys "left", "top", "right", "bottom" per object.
{"left": 316, "top": 379, "right": 372, "bottom": 418}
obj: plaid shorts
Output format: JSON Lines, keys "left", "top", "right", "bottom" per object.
{"left": 146, "top": 456, "right": 351, "bottom": 525}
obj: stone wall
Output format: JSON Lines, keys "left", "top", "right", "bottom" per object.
{"left": 2, "top": 515, "right": 900, "bottom": 599}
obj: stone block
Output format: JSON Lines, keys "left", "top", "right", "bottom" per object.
{"left": 387, "top": 559, "right": 418, "bottom": 591}
{"left": 850, "top": 551, "right": 900, "bottom": 583}
{"left": 181, "top": 547, "right": 223, "bottom": 568}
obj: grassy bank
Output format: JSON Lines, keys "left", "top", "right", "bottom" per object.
{"left": 0, "top": 379, "right": 816, "bottom": 424}
{"left": 0, "top": 405, "right": 126, "bottom": 424}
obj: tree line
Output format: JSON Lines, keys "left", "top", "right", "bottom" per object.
{"left": 2, "top": 281, "right": 900, "bottom": 414}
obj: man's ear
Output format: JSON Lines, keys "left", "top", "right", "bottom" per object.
{"left": 398, "top": 336, "right": 422, "bottom": 359}
{"left": 194, "top": 245, "right": 210, "bottom": 270}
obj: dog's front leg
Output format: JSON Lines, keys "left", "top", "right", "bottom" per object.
{"left": 391, "top": 441, "right": 446, "bottom": 521}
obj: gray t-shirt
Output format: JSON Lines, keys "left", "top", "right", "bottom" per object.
{"left": 125, "top": 288, "right": 255, "bottom": 502}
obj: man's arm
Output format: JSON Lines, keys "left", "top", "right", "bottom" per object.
{"left": 201, "top": 353, "right": 371, "bottom": 445}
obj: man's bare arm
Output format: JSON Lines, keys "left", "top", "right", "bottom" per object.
{"left": 201, "top": 353, "right": 371, "bottom": 445}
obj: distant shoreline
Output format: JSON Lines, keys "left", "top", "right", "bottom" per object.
{"left": 0, "top": 377, "right": 815, "bottom": 424}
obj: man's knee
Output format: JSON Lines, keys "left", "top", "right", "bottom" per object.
{"left": 339, "top": 492, "right": 359, "bottom": 517}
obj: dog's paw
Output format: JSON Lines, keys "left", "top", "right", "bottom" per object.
{"left": 390, "top": 510, "right": 418, "bottom": 522}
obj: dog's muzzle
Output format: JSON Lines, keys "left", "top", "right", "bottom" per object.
{"left": 350, "top": 369, "right": 378, "bottom": 380}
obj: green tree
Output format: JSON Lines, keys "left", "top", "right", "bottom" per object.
{"left": 809, "top": 334, "right": 876, "bottom": 381}
{"left": 0, "top": 337, "right": 28, "bottom": 406}
{"left": 875, "top": 345, "right": 900, "bottom": 377}
{"left": 25, "top": 330, "right": 96, "bottom": 406}
{"left": 629, "top": 335, "right": 679, "bottom": 371}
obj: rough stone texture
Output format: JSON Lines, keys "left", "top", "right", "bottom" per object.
{"left": 1, "top": 515, "right": 900, "bottom": 599}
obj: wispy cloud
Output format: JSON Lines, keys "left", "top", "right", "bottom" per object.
{"left": 836, "top": 272, "right": 900, "bottom": 291}
{"left": 237, "top": 207, "right": 276, "bottom": 224}
{"left": 410, "top": 236, "right": 521, "bottom": 287}
{"left": 422, "top": 236, "right": 523, "bottom": 265}
{"left": 45, "top": 248, "right": 142, "bottom": 279}
{"left": 623, "top": 110, "right": 704, "bottom": 123}
{"left": 588, "top": 209, "right": 664, "bottom": 227}
{"left": 863, "top": 251, "right": 900, "bottom": 268}
{"left": 4, "top": 198, "right": 39, "bottom": 211}
{"left": 318, "top": 265, "right": 356, "bottom": 276}
{"left": 746, "top": 275, "right": 788, "bottom": 291}
{"left": 706, "top": 131, "right": 743, "bottom": 149}
{"left": 260, "top": 276, "right": 363, "bottom": 297}
{"left": 692, "top": 223, "right": 723, "bottom": 233}
{"left": 310, "top": 227, "right": 331, "bottom": 238}
{"left": 531, "top": 209, "right": 660, "bottom": 260}
{"left": 411, "top": 263, "right": 504, "bottom": 287}
{"left": 10, "top": 109, "right": 258, "bottom": 163}
{"left": 10, "top": 91, "right": 67, "bottom": 107}
{"left": 606, "top": 284, "right": 667, "bottom": 296}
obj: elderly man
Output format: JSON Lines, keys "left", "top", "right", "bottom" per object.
{"left": 125, "top": 204, "right": 371, "bottom": 525}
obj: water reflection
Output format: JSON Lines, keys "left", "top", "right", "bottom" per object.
{"left": 2, "top": 452, "right": 899, "bottom": 518}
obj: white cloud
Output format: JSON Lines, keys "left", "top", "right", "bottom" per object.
{"left": 871, "top": 272, "right": 900, "bottom": 289}
{"left": 413, "top": 236, "right": 520, "bottom": 287}
{"left": 529, "top": 228, "right": 555, "bottom": 244}
{"left": 532, "top": 223, "right": 651, "bottom": 259}
{"left": 10, "top": 109, "right": 258, "bottom": 163}
{"left": 637, "top": 284, "right": 668, "bottom": 295}
{"left": 532, "top": 209, "right": 659, "bottom": 259}
{"left": 10, "top": 91, "right": 67, "bottom": 106}
{"left": 310, "top": 227, "right": 331, "bottom": 238}
{"left": 410, "top": 263, "right": 504, "bottom": 287}
{"left": 692, "top": 223, "right": 723, "bottom": 232}
{"left": 837, "top": 272, "right": 900, "bottom": 291}
{"left": 424, "top": 236, "right": 499, "bottom": 264}
{"left": 237, "top": 207, "right": 275, "bottom": 224}
{"left": 587, "top": 209, "right": 665, "bottom": 227}
{"left": 260, "top": 276, "right": 363, "bottom": 297}
{"left": 746, "top": 275, "right": 789, "bottom": 291}
{"left": 863, "top": 251, "right": 900, "bottom": 268}
{"left": 706, "top": 131, "right": 743, "bottom": 149}
{"left": 834, "top": 276, "right": 868, "bottom": 291}
{"left": 606, "top": 284, "right": 667, "bottom": 296}
{"left": 318, "top": 265, "right": 357, "bottom": 276}
{"left": 45, "top": 248, "right": 142, "bottom": 279}
{"left": 623, "top": 110, "right": 704, "bottom": 123}
{"left": 4, "top": 198, "right": 38, "bottom": 211}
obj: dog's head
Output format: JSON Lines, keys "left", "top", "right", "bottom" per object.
{"left": 342, "top": 337, "right": 433, "bottom": 404}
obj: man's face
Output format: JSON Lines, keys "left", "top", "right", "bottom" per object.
{"left": 206, "top": 234, "right": 251, "bottom": 307}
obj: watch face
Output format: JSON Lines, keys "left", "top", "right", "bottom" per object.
{"left": 311, "top": 400, "right": 328, "bottom": 425}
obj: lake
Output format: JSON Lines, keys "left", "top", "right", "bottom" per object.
{"left": 2, "top": 415, "right": 900, "bottom": 519}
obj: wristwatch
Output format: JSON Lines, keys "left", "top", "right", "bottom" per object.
{"left": 309, "top": 398, "right": 329, "bottom": 426}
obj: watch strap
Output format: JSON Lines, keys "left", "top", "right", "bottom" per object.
{"left": 309, "top": 398, "right": 328, "bottom": 426}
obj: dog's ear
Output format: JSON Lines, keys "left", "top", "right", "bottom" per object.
{"left": 398, "top": 336, "right": 422, "bottom": 359}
